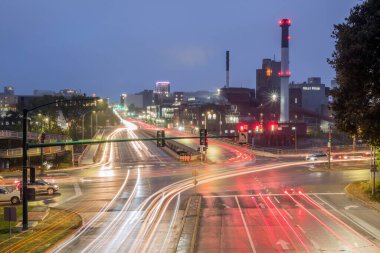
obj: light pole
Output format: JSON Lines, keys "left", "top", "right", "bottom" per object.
{"left": 292, "top": 126, "right": 297, "bottom": 153}
{"left": 22, "top": 97, "right": 98, "bottom": 230}
{"left": 203, "top": 111, "right": 211, "bottom": 130}
{"left": 90, "top": 112, "right": 93, "bottom": 137}
{"left": 218, "top": 111, "right": 222, "bottom": 135}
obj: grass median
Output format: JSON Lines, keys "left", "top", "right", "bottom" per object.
{"left": 346, "top": 179, "right": 380, "bottom": 204}
{"left": 0, "top": 207, "right": 82, "bottom": 253}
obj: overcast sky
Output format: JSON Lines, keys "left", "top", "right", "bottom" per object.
{"left": 0, "top": 0, "right": 359, "bottom": 100}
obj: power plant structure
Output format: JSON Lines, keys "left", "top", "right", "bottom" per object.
{"left": 226, "top": 50, "right": 230, "bottom": 88}
{"left": 279, "top": 18, "right": 291, "bottom": 122}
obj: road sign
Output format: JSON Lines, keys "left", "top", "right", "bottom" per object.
{"left": 238, "top": 132, "right": 248, "bottom": 144}
{"left": 4, "top": 207, "right": 17, "bottom": 222}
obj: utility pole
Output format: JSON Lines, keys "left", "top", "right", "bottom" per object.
{"left": 292, "top": 126, "right": 297, "bottom": 153}
{"left": 371, "top": 146, "right": 377, "bottom": 196}
{"left": 22, "top": 109, "right": 28, "bottom": 231}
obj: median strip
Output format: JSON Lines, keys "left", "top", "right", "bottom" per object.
{"left": 174, "top": 195, "right": 202, "bottom": 253}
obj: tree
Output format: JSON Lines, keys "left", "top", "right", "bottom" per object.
{"left": 329, "top": 0, "right": 380, "bottom": 146}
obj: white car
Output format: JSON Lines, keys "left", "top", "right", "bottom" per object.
{"left": 306, "top": 153, "right": 328, "bottom": 161}
{"left": 0, "top": 186, "right": 20, "bottom": 204}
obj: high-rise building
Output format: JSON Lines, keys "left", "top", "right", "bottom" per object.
{"left": 174, "top": 92, "right": 184, "bottom": 103}
{"left": 153, "top": 81, "right": 171, "bottom": 105}
{"left": 4, "top": 86, "right": 14, "bottom": 95}
{"left": 155, "top": 81, "right": 170, "bottom": 96}
{"left": 120, "top": 94, "right": 127, "bottom": 108}
{"left": 136, "top": 90, "right": 154, "bottom": 109}
{"left": 0, "top": 86, "right": 17, "bottom": 112}
{"left": 256, "top": 58, "right": 281, "bottom": 102}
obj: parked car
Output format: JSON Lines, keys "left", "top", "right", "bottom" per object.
{"left": 28, "top": 179, "right": 59, "bottom": 195}
{"left": 0, "top": 186, "right": 20, "bottom": 204}
{"left": 305, "top": 153, "right": 328, "bottom": 161}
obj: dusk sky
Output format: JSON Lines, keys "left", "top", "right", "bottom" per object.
{"left": 0, "top": 1, "right": 358, "bottom": 101}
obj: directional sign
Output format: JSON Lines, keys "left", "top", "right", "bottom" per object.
{"left": 4, "top": 207, "right": 17, "bottom": 222}
{"left": 238, "top": 132, "right": 248, "bottom": 144}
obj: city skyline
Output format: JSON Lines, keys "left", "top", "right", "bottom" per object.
{"left": 0, "top": 1, "right": 358, "bottom": 100}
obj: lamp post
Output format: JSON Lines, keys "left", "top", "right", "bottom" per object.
{"left": 22, "top": 97, "right": 98, "bottom": 230}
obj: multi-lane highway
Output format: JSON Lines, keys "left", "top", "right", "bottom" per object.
{"left": 3, "top": 115, "right": 378, "bottom": 253}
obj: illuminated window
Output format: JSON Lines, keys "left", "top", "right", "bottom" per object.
{"left": 266, "top": 68, "right": 272, "bottom": 77}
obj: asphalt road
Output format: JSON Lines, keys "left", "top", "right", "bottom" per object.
{"left": 2, "top": 119, "right": 379, "bottom": 253}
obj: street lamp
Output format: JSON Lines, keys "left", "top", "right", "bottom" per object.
{"left": 22, "top": 97, "right": 99, "bottom": 230}
{"left": 271, "top": 93, "right": 278, "bottom": 102}
{"left": 292, "top": 126, "right": 297, "bottom": 153}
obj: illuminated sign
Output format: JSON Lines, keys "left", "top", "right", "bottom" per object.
{"left": 303, "top": 87, "right": 321, "bottom": 91}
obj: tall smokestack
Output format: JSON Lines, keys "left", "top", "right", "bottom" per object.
{"left": 279, "top": 18, "right": 291, "bottom": 122}
{"left": 226, "top": 50, "right": 230, "bottom": 88}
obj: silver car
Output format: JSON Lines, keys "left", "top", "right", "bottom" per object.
{"left": 28, "top": 179, "right": 59, "bottom": 195}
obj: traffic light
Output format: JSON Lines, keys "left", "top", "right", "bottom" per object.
{"left": 200, "top": 129, "right": 208, "bottom": 147}
{"left": 157, "top": 130, "right": 165, "bottom": 147}
{"left": 328, "top": 133, "right": 332, "bottom": 143}
{"left": 39, "top": 132, "right": 46, "bottom": 144}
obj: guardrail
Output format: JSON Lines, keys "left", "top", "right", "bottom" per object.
{"left": 0, "top": 146, "right": 66, "bottom": 158}
{"left": 0, "top": 130, "right": 70, "bottom": 142}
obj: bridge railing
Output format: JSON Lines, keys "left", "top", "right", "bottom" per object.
{"left": 0, "top": 146, "right": 66, "bottom": 158}
{"left": 0, "top": 130, "right": 70, "bottom": 142}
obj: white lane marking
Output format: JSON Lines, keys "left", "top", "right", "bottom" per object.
{"left": 296, "top": 224, "right": 306, "bottom": 234}
{"left": 202, "top": 193, "right": 345, "bottom": 198}
{"left": 50, "top": 182, "right": 82, "bottom": 208}
{"left": 274, "top": 196, "right": 281, "bottom": 204}
{"left": 344, "top": 205, "right": 359, "bottom": 210}
{"left": 312, "top": 194, "right": 380, "bottom": 242}
{"left": 235, "top": 196, "right": 257, "bottom": 253}
{"left": 222, "top": 204, "right": 230, "bottom": 208}
{"left": 159, "top": 193, "right": 181, "bottom": 253}
{"left": 276, "top": 239, "right": 290, "bottom": 250}
{"left": 309, "top": 239, "right": 321, "bottom": 250}
{"left": 283, "top": 209, "right": 294, "bottom": 220}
